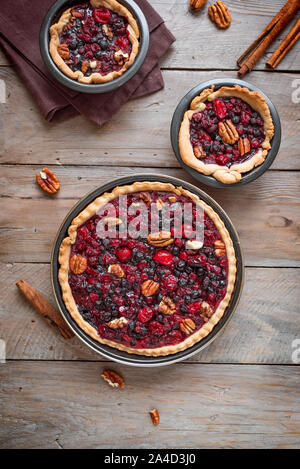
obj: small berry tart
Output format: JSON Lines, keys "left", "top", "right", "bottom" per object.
{"left": 179, "top": 85, "right": 274, "bottom": 184}
{"left": 49, "top": 0, "right": 140, "bottom": 84}
{"left": 59, "top": 181, "right": 237, "bottom": 356}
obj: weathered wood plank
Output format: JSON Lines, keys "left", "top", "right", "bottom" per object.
{"left": 0, "top": 361, "right": 299, "bottom": 448}
{"left": 0, "top": 68, "right": 299, "bottom": 169}
{"left": 0, "top": 169, "right": 299, "bottom": 266}
{"left": 0, "top": 0, "right": 299, "bottom": 70}
{"left": 1, "top": 262, "right": 299, "bottom": 363}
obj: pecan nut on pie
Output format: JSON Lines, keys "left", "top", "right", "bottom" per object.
{"left": 179, "top": 85, "right": 274, "bottom": 184}
{"left": 49, "top": 0, "right": 140, "bottom": 84}
{"left": 59, "top": 182, "right": 237, "bottom": 356}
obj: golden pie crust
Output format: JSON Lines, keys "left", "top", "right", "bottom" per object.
{"left": 58, "top": 181, "right": 237, "bottom": 356}
{"left": 49, "top": 0, "right": 140, "bottom": 84}
{"left": 179, "top": 85, "right": 274, "bottom": 184}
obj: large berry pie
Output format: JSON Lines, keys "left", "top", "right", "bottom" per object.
{"left": 59, "top": 182, "right": 236, "bottom": 356}
{"left": 179, "top": 85, "right": 274, "bottom": 184}
{"left": 49, "top": 0, "right": 140, "bottom": 83}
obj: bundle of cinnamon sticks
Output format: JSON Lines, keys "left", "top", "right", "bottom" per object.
{"left": 237, "top": 0, "right": 300, "bottom": 76}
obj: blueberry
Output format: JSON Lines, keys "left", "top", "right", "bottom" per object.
{"left": 219, "top": 280, "right": 227, "bottom": 288}
{"left": 180, "top": 304, "right": 188, "bottom": 313}
{"left": 188, "top": 278, "right": 194, "bottom": 285}
{"left": 185, "top": 295, "right": 191, "bottom": 303}
{"left": 100, "top": 39, "right": 108, "bottom": 50}
{"left": 213, "top": 144, "right": 220, "bottom": 152}
{"left": 120, "top": 278, "right": 127, "bottom": 288}
{"left": 173, "top": 246, "right": 180, "bottom": 256}
{"left": 185, "top": 266, "right": 193, "bottom": 274}
{"left": 253, "top": 128, "right": 260, "bottom": 137}
{"left": 104, "top": 297, "right": 113, "bottom": 306}
{"left": 179, "top": 278, "right": 187, "bottom": 287}
{"left": 173, "top": 269, "right": 181, "bottom": 277}
{"left": 215, "top": 135, "right": 222, "bottom": 142}
{"left": 87, "top": 284, "right": 94, "bottom": 293}
{"left": 197, "top": 267, "right": 205, "bottom": 276}
{"left": 250, "top": 118, "right": 257, "bottom": 125}
{"left": 69, "top": 39, "right": 78, "bottom": 50}
{"left": 177, "top": 260, "right": 186, "bottom": 271}
{"left": 191, "top": 291, "right": 199, "bottom": 299}
{"left": 232, "top": 115, "right": 240, "bottom": 124}
{"left": 102, "top": 311, "right": 112, "bottom": 322}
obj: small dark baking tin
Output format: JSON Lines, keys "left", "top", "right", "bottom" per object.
{"left": 171, "top": 78, "right": 281, "bottom": 188}
{"left": 40, "top": 0, "right": 150, "bottom": 94}
{"left": 51, "top": 174, "right": 244, "bottom": 367}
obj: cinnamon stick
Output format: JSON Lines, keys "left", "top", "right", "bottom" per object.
{"left": 266, "top": 17, "right": 300, "bottom": 68}
{"left": 237, "top": 0, "right": 300, "bottom": 77}
{"left": 16, "top": 279, "right": 74, "bottom": 339}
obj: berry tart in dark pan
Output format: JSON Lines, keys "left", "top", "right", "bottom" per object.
{"left": 50, "top": 0, "right": 139, "bottom": 83}
{"left": 171, "top": 78, "right": 281, "bottom": 188}
{"left": 52, "top": 175, "right": 243, "bottom": 364}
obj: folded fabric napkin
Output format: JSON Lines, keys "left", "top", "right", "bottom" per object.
{"left": 0, "top": 0, "right": 175, "bottom": 125}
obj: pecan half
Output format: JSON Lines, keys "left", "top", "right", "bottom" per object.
{"left": 81, "top": 60, "right": 89, "bottom": 75}
{"left": 190, "top": 0, "right": 207, "bottom": 9}
{"left": 108, "top": 264, "right": 124, "bottom": 278}
{"left": 101, "top": 370, "right": 125, "bottom": 389}
{"left": 158, "top": 296, "right": 176, "bottom": 315}
{"left": 214, "top": 239, "right": 226, "bottom": 257}
{"left": 200, "top": 301, "right": 214, "bottom": 322}
{"left": 71, "top": 10, "right": 83, "bottom": 18}
{"left": 133, "top": 192, "right": 152, "bottom": 205}
{"left": 70, "top": 255, "right": 87, "bottom": 274}
{"left": 36, "top": 168, "right": 60, "bottom": 194}
{"left": 194, "top": 145, "right": 206, "bottom": 159}
{"left": 142, "top": 280, "right": 159, "bottom": 297}
{"left": 208, "top": 1, "right": 231, "bottom": 29}
{"left": 238, "top": 137, "right": 251, "bottom": 156}
{"left": 149, "top": 409, "right": 160, "bottom": 426}
{"left": 108, "top": 317, "right": 128, "bottom": 329}
{"left": 102, "top": 24, "right": 113, "bottom": 40}
{"left": 114, "top": 50, "right": 129, "bottom": 65}
{"left": 103, "top": 217, "right": 123, "bottom": 227}
{"left": 186, "top": 240, "right": 203, "bottom": 250}
{"left": 147, "top": 231, "right": 174, "bottom": 248}
{"left": 180, "top": 318, "right": 196, "bottom": 335}
{"left": 57, "top": 43, "right": 70, "bottom": 60}
{"left": 218, "top": 120, "right": 239, "bottom": 144}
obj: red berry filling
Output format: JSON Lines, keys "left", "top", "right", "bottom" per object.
{"left": 68, "top": 191, "right": 229, "bottom": 350}
{"left": 58, "top": 1, "right": 132, "bottom": 77}
{"left": 190, "top": 96, "right": 265, "bottom": 168}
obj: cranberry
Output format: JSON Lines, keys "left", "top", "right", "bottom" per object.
{"left": 240, "top": 111, "right": 251, "bottom": 125}
{"left": 93, "top": 8, "right": 111, "bottom": 23}
{"left": 148, "top": 321, "right": 164, "bottom": 336}
{"left": 250, "top": 138, "right": 261, "bottom": 148}
{"left": 188, "top": 300, "right": 202, "bottom": 313}
{"left": 163, "top": 275, "right": 178, "bottom": 292}
{"left": 117, "top": 248, "right": 132, "bottom": 262}
{"left": 138, "top": 307, "right": 154, "bottom": 323}
{"left": 166, "top": 330, "right": 183, "bottom": 345}
{"left": 153, "top": 250, "right": 174, "bottom": 266}
{"left": 213, "top": 99, "right": 227, "bottom": 119}
{"left": 90, "top": 293, "right": 99, "bottom": 303}
{"left": 198, "top": 130, "right": 212, "bottom": 142}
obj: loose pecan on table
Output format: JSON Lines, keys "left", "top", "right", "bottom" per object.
{"left": 214, "top": 239, "right": 226, "bottom": 257}
{"left": 149, "top": 409, "right": 160, "bottom": 426}
{"left": 158, "top": 296, "right": 176, "bottom": 315}
{"left": 208, "top": 1, "right": 231, "bottom": 29}
{"left": 147, "top": 231, "right": 174, "bottom": 248}
{"left": 108, "top": 264, "right": 125, "bottom": 278}
{"left": 218, "top": 120, "right": 239, "bottom": 144}
{"left": 36, "top": 168, "right": 60, "bottom": 194}
{"left": 238, "top": 137, "right": 251, "bottom": 156}
{"left": 180, "top": 318, "right": 196, "bottom": 335}
{"left": 69, "top": 255, "right": 87, "bottom": 275}
{"left": 101, "top": 370, "right": 125, "bottom": 389}
{"left": 141, "top": 280, "right": 160, "bottom": 297}
{"left": 190, "top": 0, "right": 207, "bottom": 10}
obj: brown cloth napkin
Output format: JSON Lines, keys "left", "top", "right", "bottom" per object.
{"left": 0, "top": 0, "right": 175, "bottom": 125}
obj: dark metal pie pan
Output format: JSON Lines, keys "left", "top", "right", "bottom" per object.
{"left": 170, "top": 78, "right": 282, "bottom": 188}
{"left": 51, "top": 174, "right": 244, "bottom": 367}
{"left": 40, "top": 0, "right": 150, "bottom": 93}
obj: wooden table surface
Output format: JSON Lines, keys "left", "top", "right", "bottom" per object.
{"left": 0, "top": 0, "right": 299, "bottom": 449}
